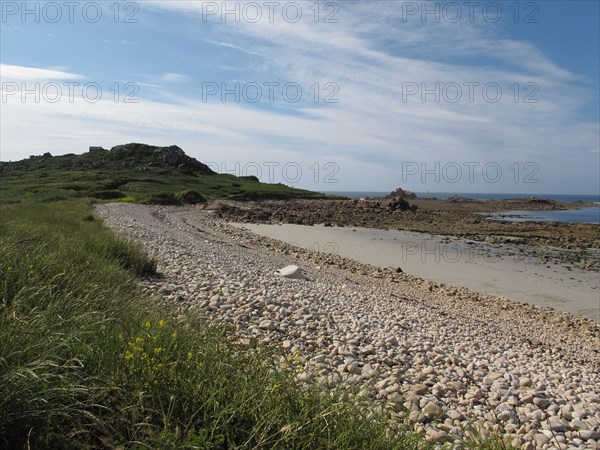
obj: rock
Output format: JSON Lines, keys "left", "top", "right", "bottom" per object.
{"left": 570, "top": 419, "right": 586, "bottom": 430}
{"left": 426, "top": 429, "right": 452, "bottom": 443}
{"left": 379, "top": 196, "right": 417, "bottom": 212}
{"left": 520, "top": 378, "right": 533, "bottom": 387}
{"left": 448, "top": 409, "right": 462, "bottom": 421}
{"left": 497, "top": 411, "right": 512, "bottom": 422}
{"left": 297, "top": 372, "right": 313, "bottom": 382}
{"left": 579, "top": 430, "right": 600, "bottom": 440}
{"left": 385, "top": 187, "right": 417, "bottom": 200}
{"left": 276, "top": 265, "right": 306, "bottom": 280}
{"left": 408, "top": 384, "right": 429, "bottom": 395}
{"left": 545, "top": 416, "right": 567, "bottom": 432}
{"left": 361, "top": 364, "right": 378, "bottom": 379}
{"left": 258, "top": 320, "right": 274, "bottom": 330}
{"left": 422, "top": 401, "right": 444, "bottom": 419}
{"left": 528, "top": 409, "right": 545, "bottom": 421}
{"left": 533, "top": 433, "right": 550, "bottom": 446}
{"left": 533, "top": 397, "right": 550, "bottom": 409}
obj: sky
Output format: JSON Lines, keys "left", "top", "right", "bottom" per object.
{"left": 1, "top": 0, "right": 599, "bottom": 194}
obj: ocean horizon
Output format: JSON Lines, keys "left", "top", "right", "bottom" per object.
{"left": 321, "top": 191, "right": 600, "bottom": 224}
{"left": 322, "top": 191, "right": 600, "bottom": 204}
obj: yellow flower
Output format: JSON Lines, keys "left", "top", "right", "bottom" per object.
{"left": 145, "top": 321, "right": 151, "bottom": 329}
{"left": 187, "top": 352, "right": 193, "bottom": 360}
{"left": 154, "top": 347, "right": 162, "bottom": 355}
{"left": 171, "top": 332, "right": 177, "bottom": 340}
{"left": 159, "top": 319, "right": 165, "bottom": 328}
{"left": 135, "top": 337, "right": 144, "bottom": 344}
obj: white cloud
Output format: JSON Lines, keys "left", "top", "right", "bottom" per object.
{"left": 160, "top": 72, "right": 190, "bottom": 83}
{"left": 0, "top": 64, "right": 85, "bottom": 81}
{"left": 204, "top": 39, "right": 259, "bottom": 55}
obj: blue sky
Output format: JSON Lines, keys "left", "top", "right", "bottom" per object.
{"left": 1, "top": 0, "right": 598, "bottom": 194}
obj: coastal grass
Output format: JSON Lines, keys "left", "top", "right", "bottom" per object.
{"left": 0, "top": 200, "right": 428, "bottom": 449}
{"left": 0, "top": 149, "right": 328, "bottom": 204}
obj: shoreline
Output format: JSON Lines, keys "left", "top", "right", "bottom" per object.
{"left": 207, "top": 198, "right": 600, "bottom": 251}
{"left": 231, "top": 223, "right": 600, "bottom": 323}
{"left": 96, "top": 203, "right": 600, "bottom": 448}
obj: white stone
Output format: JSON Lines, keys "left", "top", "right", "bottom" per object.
{"left": 276, "top": 265, "right": 306, "bottom": 280}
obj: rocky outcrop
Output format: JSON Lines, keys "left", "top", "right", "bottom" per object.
{"left": 386, "top": 187, "right": 417, "bottom": 200}
{"left": 379, "top": 196, "right": 418, "bottom": 212}
{"left": 208, "top": 198, "right": 419, "bottom": 228}
{"left": 109, "top": 143, "right": 215, "bottom": 175}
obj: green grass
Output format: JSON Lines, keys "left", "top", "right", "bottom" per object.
{"left": 1, "top": 200, "right": 429, "bottom": 449}
{"left": 0, "top": 146, "right": 327, "bottom": 204}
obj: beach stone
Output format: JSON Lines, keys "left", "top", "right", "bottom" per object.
{"left": 426, "top": 429, "right": 452, "bottom": 443}
{"left": 422, "top": 366, "right": 435, "bottom": 375}
{"left": 570, "top": 419, "right": 586, "bottom": 430}
{"left": 361, "top": 364, "right": 378, "bottom": 379}
{"left": 528, "top": 409, "right": 545, "bottom": 421}
{"left": 276, "top": 265, "right": 306, "bottom": 280}
{"left": 520, "top": 378, "right": 533, "bottom": 388}
{"left": 534, "top": 433, "right": 551, "bottom": 446}
{"left": 579, "top": 430, "right": 600, "bottom": 440}
{"left": 409, "top": 384, "right": 429, "bottom": 395}
{"left": 258, "top": 320, "right": 274, "bottom": 330}
{"left": 544, "top": 416, "right": 568, "bottom": 432}
{"left": 423, "top": 401, "right": 444, "bottom": 419}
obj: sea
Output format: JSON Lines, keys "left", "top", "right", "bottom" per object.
{"left": 321, "top": 192, "right": 600, "bottom": 225}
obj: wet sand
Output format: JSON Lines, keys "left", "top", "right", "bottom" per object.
{"left": 232, "top": 223, "right": 600, "bottom": 323}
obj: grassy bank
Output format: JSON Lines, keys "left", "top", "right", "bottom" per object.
{"left": 0, "top": 144, "right": 328, "bottom": 204}
{"left": 0, "top": 200, "right": 427, "bottom": 449}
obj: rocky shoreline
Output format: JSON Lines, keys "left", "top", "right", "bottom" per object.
{"left": 206, "top": 198, "right": 600, "bottom": 251}
{"left": 96, "top": 203, "right": 600, "bottom": 449}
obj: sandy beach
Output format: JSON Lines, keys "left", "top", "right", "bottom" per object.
{"left": 232, "top": 223, "right": 600, "bottom": 323}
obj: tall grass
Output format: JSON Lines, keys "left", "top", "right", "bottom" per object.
{"left": 0, "top": 200, "right": 429, "bottom": 449}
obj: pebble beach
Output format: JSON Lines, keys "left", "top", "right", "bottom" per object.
{"left": 96, "top": 203, "right": 600, "bottom": 449}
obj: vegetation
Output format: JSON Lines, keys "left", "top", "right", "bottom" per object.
{"left": 0, "top": 143, "right": 327, "bottom": 204}
{"left": 0, "top": 200, "right": 429, "bottom": 449}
